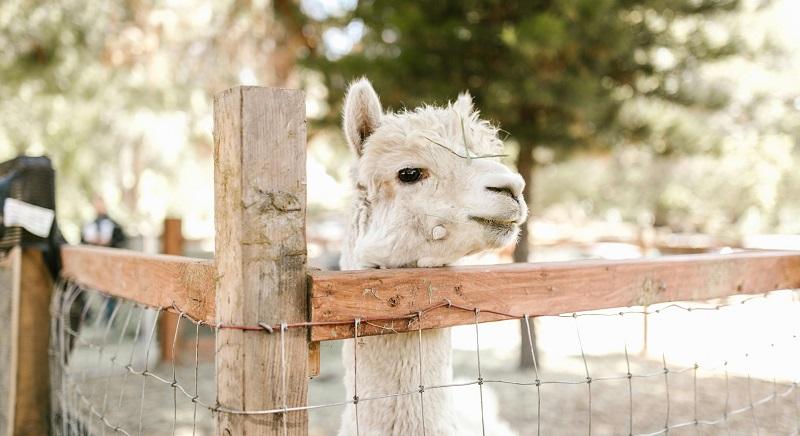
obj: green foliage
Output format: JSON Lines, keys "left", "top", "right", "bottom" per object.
{"left": 301, "top": 0, "right": 800, "bottom": 245}
{"left": 0, "top": 0, "right": 792, "bottom": 245}
{"left": 305, "top": 0, "right": 751, "bottom": 156}
{"left": 0, "top": 0, "right": 305, "bottom": 240}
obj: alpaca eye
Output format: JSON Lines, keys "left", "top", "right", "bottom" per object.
{"left": 397, "top": 168, "right": 423, "bottom": 183}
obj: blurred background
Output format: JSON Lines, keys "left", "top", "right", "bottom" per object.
{"left": 4, "top": 0, "right": 800, "bottom": 433}
{"left": 3, "top": 0, "right": 799, "bottom": 258}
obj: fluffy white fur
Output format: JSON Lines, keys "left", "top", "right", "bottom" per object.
{"left": 338, "top": 78, "right": 528, "bottom": 435}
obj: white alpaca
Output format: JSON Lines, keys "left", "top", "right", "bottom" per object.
{"left": 337, "top": 78, "right": 528, "bottom": 436}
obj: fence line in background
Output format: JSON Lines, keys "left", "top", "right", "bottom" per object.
{"left": 158, "top": 217, "right": 184, "bottom": 363}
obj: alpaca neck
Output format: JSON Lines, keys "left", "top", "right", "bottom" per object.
{"left": 339, "top": 329, "right": 457, "bottom": 435}
{"left": 338, "top": 197, "right": 459, "bottom": 435}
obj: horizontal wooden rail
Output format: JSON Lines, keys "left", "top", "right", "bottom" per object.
{"left": 60, "top": 245, "right": 215, "bottom": 323}
{"left": 309, "top": 250, "right": 800, "bottom": 341}
{"left": 60, "top": 245, "right": 800, "bottom": 342}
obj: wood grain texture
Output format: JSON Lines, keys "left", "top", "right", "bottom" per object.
{"left": 60, "top": 245, "right": 215, "bottom": 323}
{"left": 61, "top": 242, "right": 800, "bottom": 345}
{"left": 214, "top": 86, "right": 308, "bottom": 435}
{"left": 15, "top": 249, "right": 53, "bottom": 435}
{"left": 307, "top": 342, "right": 320, "bottom": 379}
{"left": 0, "top": 248, "right": 20, "bottom": 436}
{"left": 309, "top": 250, "right": 800, "bottom": 341}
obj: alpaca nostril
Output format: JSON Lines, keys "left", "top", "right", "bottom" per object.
{"left": 486, "top": 186, "right": 518, "bottom": 202}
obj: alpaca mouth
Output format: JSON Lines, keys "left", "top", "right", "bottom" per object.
{"left": 469, "top": 216, "right": 518, "bottom": 232}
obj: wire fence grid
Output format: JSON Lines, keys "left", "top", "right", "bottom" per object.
{"left": 50, "top": 279, "right": 800, "bottom": 435}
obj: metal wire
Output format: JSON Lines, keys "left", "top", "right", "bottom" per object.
{"left": 522, "top": 314, "right": 542, "bottom": 436}
{"left": 574, "top": 314, "right": 592, "bottom": 435}
{"left": 138, "top": 307, "right": 161, "bottom": 436}
{"left": 191, "top": 320, "right": 201, "bottom": 436}
{"left": 620, "top": 311, "right": 634, "bottom": 436}
{"left": 50, "top": 281, "right": 800, "bottom": 435}
{"left": 474, "top": 309, "right": 487, "bottom": 436}
{"left": 170, "top": 311, "right": 184, "bottom": 436}
{"left": 280, "top": 322, "right": 289, "bottom": 436}
{"left": 353, "top": 318, "right": 361, "bottom": 436}
{"left": 416, "top": 312, "right": 427, "bottom": 436}
{"left": 662, "top": 352, "right": 670, "bottom": 433}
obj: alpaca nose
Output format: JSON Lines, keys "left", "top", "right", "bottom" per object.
{"left": 484, "top": 173, "right": 524, "bottom": 202}
{"left": 486, "top": 185, "right": 517, "bottom": 200}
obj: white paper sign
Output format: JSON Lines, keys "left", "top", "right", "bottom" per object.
{"left": 3, "top": 198, "right": 55, "bottom": 238}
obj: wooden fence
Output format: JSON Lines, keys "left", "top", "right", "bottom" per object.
{"left": 8, "top": 86, "right": 800, "bottom": 435}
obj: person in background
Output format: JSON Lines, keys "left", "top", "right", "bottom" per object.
{"left": 81, "top": 195, "right": 126, "bottom": 249}
{"left": 81, "top": 195, "right": 126, "bottom": 320}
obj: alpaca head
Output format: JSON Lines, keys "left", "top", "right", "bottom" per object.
{"left": 343, "top": 78, "right": 528, "bottom": 268}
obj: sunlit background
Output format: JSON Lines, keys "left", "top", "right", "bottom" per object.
{"left": 4, "top": 0, "right": 800, "bottom": 433}
{"left": 3, "top": 0, "right": 799, "bottom": 252}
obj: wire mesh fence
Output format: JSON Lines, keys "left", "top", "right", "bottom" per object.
{"left": 50, "top": 281, "right": 216, "bottom": 435}
{"left": 50, "top": 278, "right": 800, "bottom": 435}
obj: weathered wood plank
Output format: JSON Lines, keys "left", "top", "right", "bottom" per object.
{"left": 0, "top": 248, "right": 20, "bottom": 436}
{"left": 309, "top": 250, "right": 800, "bottom": 341}
{"left": 59, "top": 243, "right": 800, "bottom": 344}
{"left": 214, "top": 86, "right": 309, "bottom": 435}
{"left": 60, "top": 245, "right": 215, "bottom": 323}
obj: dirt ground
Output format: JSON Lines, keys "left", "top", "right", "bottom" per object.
{"left": 60, "top": 336, "right": 798, "bottom": 436}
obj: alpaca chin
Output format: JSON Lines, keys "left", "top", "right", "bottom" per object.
{"left": 468, "top": 217, "right": 522, "bottom": 248}
{"left": 486, "top": 222, "right": 522, "bottom": 248}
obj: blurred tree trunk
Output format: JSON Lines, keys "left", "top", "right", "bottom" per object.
{"left": 120, "top": 140, "right": 144, "bottom": 217}
{"left": 514, "top": 142, "right": 533, "bottom": 264}
{"left": 272, "top": 0, "right": 311, "bottom": 86}
{"left": 515, "top": 142, "right": 539, "bottom": 369}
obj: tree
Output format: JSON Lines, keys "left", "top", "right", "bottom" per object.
{"left": 303, "top": 0, "right": 758, "bottom": 367}
{"left": 0, "top": 0, "right": 310, "bottom": 240}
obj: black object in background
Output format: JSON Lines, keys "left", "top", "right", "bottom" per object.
{"left": 0, "top": 155, "right": 63, "bottom": 278}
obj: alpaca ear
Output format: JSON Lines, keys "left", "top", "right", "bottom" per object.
{"left": 343, "top": 78, "right": 382, "bottom": 156}
{"left": 453, "top": 91, "right": 474, "bottom": 116}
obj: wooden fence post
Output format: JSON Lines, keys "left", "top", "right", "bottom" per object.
{"left": 0, "top": 248, "right": 53, "bottom": 435}
{"left": 0, "top": 248, "right": 20, "bottom": 436}
{"left": 159, "top": 217, "right": 183, "bottom": 363}
{"left": 214, "top": 87, "right": 308, "bottom": 435}
{"left": 15, "top": 249, "right": 52, "bottom": 435}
